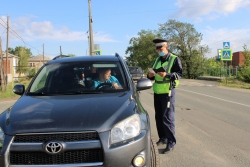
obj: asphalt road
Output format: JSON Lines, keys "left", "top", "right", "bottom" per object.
{"left": 1, "top": 79, "right": 250, "bottom": 167}
{"left": 140, "top": 79, "right": 250, "bottom": 167}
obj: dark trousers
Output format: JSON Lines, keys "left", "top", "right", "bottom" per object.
{"left": 154, "top": 88, "right": 176, "bottom": 147}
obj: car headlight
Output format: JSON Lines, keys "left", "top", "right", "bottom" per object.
{"left": 111, "top": 114, "right": 141, "bottom": 144}
{"left": 0, "top": 127, "right": 4, "bottom": 149}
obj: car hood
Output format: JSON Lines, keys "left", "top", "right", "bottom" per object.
{"left": 1, "top": 92, "right": 136, "bottom": 135}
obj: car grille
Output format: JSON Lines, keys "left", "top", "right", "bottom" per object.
{"left": 14, "top": 132, "right": 99, "bottom": 142}
{"left": 10, "top": 150, "right": 103, "bottom": 165}
{"left": 10, "top": 132, "right": 103, "bottom": 165}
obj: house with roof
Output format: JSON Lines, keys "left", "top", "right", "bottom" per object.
{"left": 28, "top": 54, "right": 51, "bottom": 68}
{"left": 1, "top": 53, "right": 51, "bottom": 83}
{"left": 1, "top": 51, "right": 19, "bottom": 83}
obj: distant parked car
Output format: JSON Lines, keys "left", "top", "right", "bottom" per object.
{"left": 128, "top": 66, "right": 146, "bottom": 81}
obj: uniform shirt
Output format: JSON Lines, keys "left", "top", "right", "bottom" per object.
{"left": 148, "top": 53, "right": 183, "bottom": 80}
{"left": 92, "top": 76, "right": 121, "bottom": 89}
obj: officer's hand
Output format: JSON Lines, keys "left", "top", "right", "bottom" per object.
{"left": 157, "top": 72, "right": 167, "bottom": 78}
{"left": 148, "top": 72, "right": 155, "bottom": 78}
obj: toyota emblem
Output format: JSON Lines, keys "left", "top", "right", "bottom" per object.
{"left": 45, "top": 142, "right": 63, "bottom": 154}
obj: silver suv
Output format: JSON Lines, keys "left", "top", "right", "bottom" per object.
{"left": 0, "top": 54, "right": 159, "bottom": 167}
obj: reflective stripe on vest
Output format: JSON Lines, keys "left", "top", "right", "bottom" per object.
{"left": 152, "top": 54, "right": 177, "bottom": 94}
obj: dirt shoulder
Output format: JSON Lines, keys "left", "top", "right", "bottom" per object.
{"left": 0, "top": 96, "right": 20, "bottom": 102}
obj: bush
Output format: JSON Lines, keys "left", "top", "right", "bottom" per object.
{"left": 27, "top": 68, "right": 36, "bottom": 79}
{"left": 238, "top": 67, "right": 250, "bottom": 83}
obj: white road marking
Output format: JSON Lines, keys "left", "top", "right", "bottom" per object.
{"left": 178, "top": 88, "right": 250, "bottom": 108}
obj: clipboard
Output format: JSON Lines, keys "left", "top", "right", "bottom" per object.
{"left": 153, "top": 67, "right": 165, "bottom": 73}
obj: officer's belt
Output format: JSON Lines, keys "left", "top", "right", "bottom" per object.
{"left": 155, "top": 80, "right": 170, "bottom": 84}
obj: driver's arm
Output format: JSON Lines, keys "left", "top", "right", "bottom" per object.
{"left": 110, "top": 76, "right": 123, "bottom": 89}
{"left": 90, "top": 80, "right": 100, "bottom": 90}
{"left": 112, "top": 82, "right": 122, "bottom": 89}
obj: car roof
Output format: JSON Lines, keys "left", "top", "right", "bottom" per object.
{"left": 47, "top": 55, "right": 120, "bottom": 64}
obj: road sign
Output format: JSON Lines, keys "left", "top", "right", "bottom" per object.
{"left": 221, "top": 49, "right": 232, "bottom": 61}
{"left": 94, "top": 50, "right": 102, "bottom": 55}
{"left": 223, "top": 42, "right": 230, "bottom": 49}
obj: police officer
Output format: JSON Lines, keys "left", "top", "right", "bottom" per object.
{"left": 147, "top": 38, "right": 182, "bottom": 154}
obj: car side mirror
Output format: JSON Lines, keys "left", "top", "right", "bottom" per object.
{"left": 136, "top": 78, "right": 152, "bottom": 91}
{"left": 13, "top": 84, "right": 25, "bottom": 95}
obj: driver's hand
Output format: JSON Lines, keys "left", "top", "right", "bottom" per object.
{"left": 112, "top": 82, "right": 122, "bottom": 89}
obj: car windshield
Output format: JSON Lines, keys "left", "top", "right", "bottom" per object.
{"left": 128, "top": 67, "right": 143, "bottom": 73}
{"left": 28, "top": 61, "right": 128, "bottom": 95}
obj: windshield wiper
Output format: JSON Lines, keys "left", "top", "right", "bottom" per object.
{"left": 27, "top": 92, "right": 54, "bottom": 96}
{"left": 56, "top": 91, "right": 104, "bottom": 95}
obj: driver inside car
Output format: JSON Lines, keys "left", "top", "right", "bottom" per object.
{"left": 92, "top": 68, "right": 123, "bottom": 89}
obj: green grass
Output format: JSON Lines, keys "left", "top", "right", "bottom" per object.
{"left": 219, "top": 78, "right": 250, "bottom": 89}
{"left": 0, "top": 79, "right": 31, "bottom": 99}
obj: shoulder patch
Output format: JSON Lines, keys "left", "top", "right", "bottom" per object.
{"left": 177, "top": 58, "right": 182, "bottom": 68}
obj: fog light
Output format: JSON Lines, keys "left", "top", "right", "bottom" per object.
{"left": 133, "top": 154, "right": 145, "bottom": 167}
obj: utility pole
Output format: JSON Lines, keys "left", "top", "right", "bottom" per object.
{"left": 85, "top": 31, "right": 89, "bottom": 55}
{"left": 6, "top": 15, "right": 10, "bottom": 80}
{"left": 43, "top": 44, "right": 44, "bottom": 64}
{"left": 88, "top": 0, "right": 94, "bottom": 56}
{"left": 0, "top": 37, "right": 6, "bottom": 91}
{"left": 60, "top": 46, "right": 62, "bottom": 55}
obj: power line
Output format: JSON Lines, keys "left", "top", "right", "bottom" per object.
{"left": 0, "top": 17, "right": 59, "bottom": 55}
{"left": 90, "top": 0, "right": 249, "bottom": 16}
{"left": 0, "top": 18, "right": 7, "bottom": 25}
{"left": 0, "top": 30, "right": 6, "bottom": 37}
{"left": 206, "top": 27, "right": 250, "bottom": 47}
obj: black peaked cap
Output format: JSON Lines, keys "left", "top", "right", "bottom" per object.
{"left": 152, "top": 38, "right": 169, "bottom": 43}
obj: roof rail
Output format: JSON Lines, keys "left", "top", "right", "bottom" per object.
{"left": 52, "top": 55, "right": 70, "bottom": 60}
{"left": 115, "top": 53, "right": 120, "bottom": 57}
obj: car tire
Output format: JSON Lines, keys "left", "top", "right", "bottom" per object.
{"left": 150, "top": 136, "right": 160, "bottom": 167}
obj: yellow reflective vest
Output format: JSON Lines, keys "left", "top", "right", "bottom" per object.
{"left": 152, "top": 53, "right": 180, "bottom": 94}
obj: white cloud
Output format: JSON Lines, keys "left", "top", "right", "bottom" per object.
{"left": 2, "top": 15, "right": 117, "bottom": 43}
{"left": 194, "top": 17, "right": 203, "bottom": 23}
{"left": 172, "top": 0, "right": 250, "bottom": 18}
{"left": 125, "top": 34, "right": 139, "bottom": 40}
{"left": 201, "top": 26, "right": 250, "bottom": 57}
{"left": 30, "top": 21, "right": 54, "bottom": 36}
{"left": 94, "top": 32, "right": 118, "bottom": 42}
{"left": 0, "top": 16, "right": 7, "bottom": 37}
{"left": 206, "top": 14, "right": 220, "bottom": 20}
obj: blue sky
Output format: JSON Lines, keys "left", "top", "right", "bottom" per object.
{"left": 1, "top": 0, "right": 250, "bottom": 59}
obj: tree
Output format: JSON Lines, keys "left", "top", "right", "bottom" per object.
{"left": 158, "top": 19, "right": 209, "bottom": 78}
{"left": 16, "top": 47, "right": 30, "bottom": 76}
{"left": 8, "top": 46, "right": 32, "bottom": 58}
{"left": 204, "top": 57, "right": 222, "bottom": 76}
{"left": 8, "top": 46, "right": 32, "bottom": 77}
{"left": 238, "top": 44, "right": 250, "bottom": 82}
{"left": 125, "top": 29, "right": 159, "bottom": 70}
{"left": 68, "top": 54, "right": 76, "bottom": 57}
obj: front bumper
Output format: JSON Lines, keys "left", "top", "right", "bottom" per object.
{"left": 99, "top": 130, "right": 150, "bottom": 167}
{"left": 0, "top": 130, "right": 150, "bottom": 167}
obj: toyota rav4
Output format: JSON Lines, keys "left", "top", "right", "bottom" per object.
{"left": 0, "top": 54, "right": 159, "bottom": 167}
